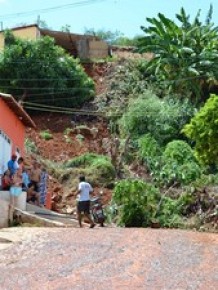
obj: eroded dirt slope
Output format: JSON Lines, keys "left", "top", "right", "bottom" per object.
{"left": 25, "top": 113, "right": 113, "bottom": 212}
{"left": 27, "top": 114, "right": 109, "bottom": 162}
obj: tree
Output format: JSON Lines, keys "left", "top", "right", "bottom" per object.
{"left": 60, "top": 24, "right": 71, "bottom": 33}
{"left": 182, "top": 94, "right": 218, "bottom": 165}
{"left": 0, "top": 32, "right": 95, "bottom": 108}
{"left": 84, "top": 27, "right": 138, "bottom": 46}
{"left": 136, "top": 6, "right": 218, "bottom": 100}
{"left": 37, "top": 19, "right": 51, "bottom": 29}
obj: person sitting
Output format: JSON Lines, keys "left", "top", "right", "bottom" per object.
{"left": 1, "top": 170, "right": 12, "bottom": 190}
{"left": 26, "top": 182, "right": 40, "bottom": 206}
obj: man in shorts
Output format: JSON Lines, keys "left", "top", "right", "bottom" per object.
{"left": 30, "top": 162, "right": 41, "bottom": 192}
{"left": 76, "top": 175, "right": 95, "bottom": 228}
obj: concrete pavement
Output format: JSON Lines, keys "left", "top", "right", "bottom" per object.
{"left": 0, "top": 227, "right": 217, "bottom": 289}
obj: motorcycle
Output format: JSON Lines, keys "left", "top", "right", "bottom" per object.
{"left": 90, "top": 195, "right": 105, "bottom": 227}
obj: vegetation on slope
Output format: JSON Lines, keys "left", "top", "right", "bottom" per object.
{"left": 0, "top": 32, "right": 94, "bottom": 107}
{"left": 19, "top": 6, "right": 218, "bottom": 231}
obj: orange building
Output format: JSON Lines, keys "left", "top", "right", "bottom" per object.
{"left": 0, "top": 93, "right": 35, "bottom": 174}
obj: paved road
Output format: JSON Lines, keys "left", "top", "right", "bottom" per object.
{"left": 0, "top": 227, "right": 217, "bottom": 290}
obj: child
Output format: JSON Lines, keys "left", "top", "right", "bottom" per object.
{"left": 27, "top": 182, "right": 40, "bottom": 206}
{"left": 22, "top": 167, "right": 31, "bottom": 191}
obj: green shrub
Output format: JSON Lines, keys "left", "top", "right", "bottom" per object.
{"left": 112, "top": 179, "right": 161, "bottom": 227}
{"left": 138, "top": 134, "right": 162, "bottom": 159}
{"left": 64, "top": 153, "right": 109, "bottom": 168}
{"left": 63, "top": 153, "right": 116, "bottom": 186}
{"left": 111, "top": 179, "right": 190, "bottom": 228}
{"left": 163, "top": 140, "right": 197, "bottom": 165}
{"left": 90, "top": 158, "right": 116, "bottom": 179}
{"left": 39, "top": 130, "right": 53, "bottom": 140}
{"left": 138, "top": 133, "right": 162, "bottom": 169}
{"left": 25, "top": 138, "right": 37, "bottom": 153}
{"left": 119, "top": 92, "right": 160, "bottom": 138}
{"left": 150, "top": 140, "right": 202, "bottom": 186}
{"left": 119, "top": 94, "right": 195, "bottom": 146}
{"left": 154, "top": 161, "right": 202, "bottom": 186}
{"left": 183, "top": 94, "right": 218, "bottom": 165}
{"left": 189, "top": 173, "right": 218, "bottom": 188}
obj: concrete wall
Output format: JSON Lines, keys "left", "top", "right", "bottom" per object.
{"left": 0, "top": 191, "right": 27, "bottom": 228}
{"left": 88, "top": 40, "right": 108, "bottom": 58}
{"left": 0, "top": 199, "right": 10, "bottom": 228}
{"left": 77, "top": 39, "right": 89, "bottom": 59}
{"left": 0, "top": 33, "right": 4, "bottom": 51}
{"left": 12, "top": 26, "right": 39, "bottom": 41}
{"left": 77, "top": 39, "right": 108, "bottom": 59}
{"left": 0, "top": 26, "right": 40, "bottom": 51}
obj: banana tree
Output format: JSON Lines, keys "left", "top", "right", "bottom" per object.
{"left": 137, "top": 6, "right": 218, "bottom": 100}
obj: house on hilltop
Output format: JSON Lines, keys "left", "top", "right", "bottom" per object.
{"left": 0, "top": 93, "right": 36, "bottom": 175}
{"left": 0, "top": 24, "right": 109, "bottom": 59}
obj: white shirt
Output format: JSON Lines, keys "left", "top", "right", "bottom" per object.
{"left": 78, "top": 182, "right": 93, "bottom": 201}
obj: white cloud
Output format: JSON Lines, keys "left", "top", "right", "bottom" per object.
{"left": 0, "top": 0, "right": 7, "bottom": 3}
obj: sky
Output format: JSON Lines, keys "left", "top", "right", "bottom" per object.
{"left": 0, "top": 0, "right": 217, "bottom": 37}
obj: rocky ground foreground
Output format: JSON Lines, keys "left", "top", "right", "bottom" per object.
{"left": 0, "top": 227, "right": 217, "bottom": 290}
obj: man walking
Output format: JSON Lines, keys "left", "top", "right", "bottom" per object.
{"left": 76, "top": 175, "right": 95, "bottom": 228}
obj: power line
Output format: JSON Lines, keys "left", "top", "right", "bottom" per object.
{"left": 23, "top": 101, "right": 192, "bottom": 118}
{"left": 0, "top": 0, "right": 107, "bottom": 20}
{"left": 0, "top": 78, "right": 88, "bottom": 81}
{"left": 0, "top": 85, "right": 92, "bottom": 90}
{"left": 24, "top": 104, "right": 105, "bottom": 117}
{"left": 23, "top": 100, "right": 112, "bottom": 117}
{"left": 24, "top": 101, "right": 93, "bottom": 111}
{"left": 0, "top": 74, "right": 210, "bottom": 92}
{"left": 0, "top": 60, "right": 105, "bottom": 64}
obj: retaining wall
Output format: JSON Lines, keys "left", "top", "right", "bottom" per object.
{"left": 0, "top": 191, "right": 27, "bottom": 228}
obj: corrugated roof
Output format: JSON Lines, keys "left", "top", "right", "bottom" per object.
{"left": 0, "top": 93, "right": 36, "bottom": 128}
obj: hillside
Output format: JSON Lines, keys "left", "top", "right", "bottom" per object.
{"left": 24, "top": 56, "right": 218, "bottom": 232}
{"left": 25, "top": 60, "right": 118, "bottom": 214}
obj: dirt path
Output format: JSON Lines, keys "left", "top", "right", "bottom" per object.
{"left": 0, "top": 227, "right": 217, "bottom": 290}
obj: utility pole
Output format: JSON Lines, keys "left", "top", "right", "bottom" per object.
{"left": 0, "top": 22, "right": 3, "bottom": 31}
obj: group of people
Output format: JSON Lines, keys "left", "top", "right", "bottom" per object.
{"left": 1, "top": 154, "right": 99, "bottom": 227}
{"left": 1, "top": 154, "right": 48, "bottom": 207}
